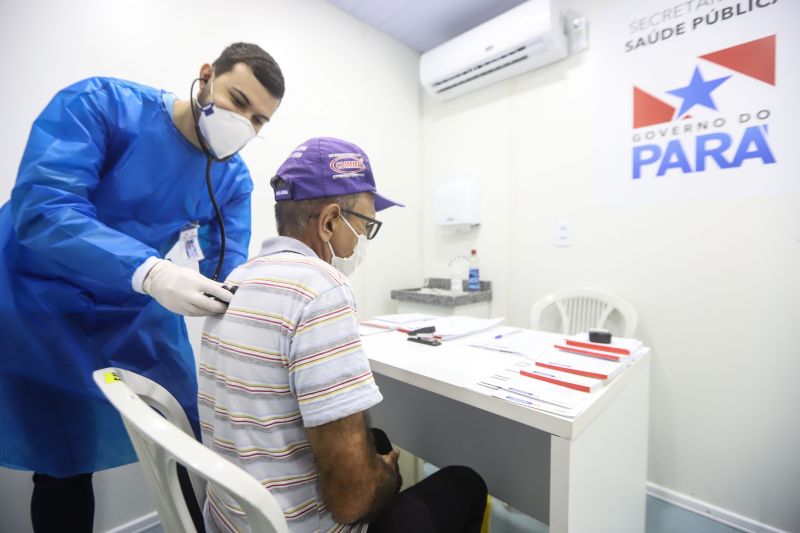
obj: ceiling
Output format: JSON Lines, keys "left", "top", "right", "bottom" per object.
{"left": 325, "top": 0, "right": 528, "bottom": 53}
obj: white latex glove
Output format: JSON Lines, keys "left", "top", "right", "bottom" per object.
{"left": 142, "top": 259, "right": 232, "bottom": 317}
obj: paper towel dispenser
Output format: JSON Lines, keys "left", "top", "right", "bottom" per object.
{"left": 435, "top": 177, "right": 481, "bottom": 228}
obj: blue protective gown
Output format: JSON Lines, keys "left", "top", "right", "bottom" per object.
{"left": 0, "top": 77, "right": 253, "bottom": 476}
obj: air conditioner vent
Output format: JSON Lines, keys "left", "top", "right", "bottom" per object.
{"left": 432, "top": 46, "right": 528, "bottom": 89}
{"left": 435, "top": 55, "right": 529, "bottom": 94}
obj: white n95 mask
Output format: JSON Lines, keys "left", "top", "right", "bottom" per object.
{"left": 328, "top": 216, "right": 368, "bottom": 277}
{"left": 196, "top": 77, "right": 256, "bottom": 159}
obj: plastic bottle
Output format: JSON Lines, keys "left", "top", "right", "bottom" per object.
{"left": 468, "top": 249, "right": 480, "bottom": 291}
{"left": 449, "top": 269, "right": 463, "bottom": 294}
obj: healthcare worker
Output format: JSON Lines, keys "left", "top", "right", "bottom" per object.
{"left": 0, "top": 42, "right": 284, "bottom": 532}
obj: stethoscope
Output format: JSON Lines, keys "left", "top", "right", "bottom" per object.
{"left": 189, "top": 77, "right": 237, "bottom": 297}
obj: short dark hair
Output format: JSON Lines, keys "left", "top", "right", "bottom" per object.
{"left": 273, "top": 177, "right": 359, "bottom": 238}
{"left": 213, "top": 42, "right": 285, "bottom": 99}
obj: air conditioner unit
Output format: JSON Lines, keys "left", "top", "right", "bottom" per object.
{"left": 420, "top": 0, "right": 568, "bottom": 101}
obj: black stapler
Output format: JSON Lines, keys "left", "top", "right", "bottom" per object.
{"left": 407, "top": 325, "right": 441, "bottom": 346}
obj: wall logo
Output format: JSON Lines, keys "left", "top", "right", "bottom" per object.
{"left": 329, "top": 154, "right": 367, "bottom": 176}
{"left": 631, "top": 35, "right": 776, "bottom": 179}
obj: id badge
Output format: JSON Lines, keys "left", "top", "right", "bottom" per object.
{"left": 176, "top": 222, "right": 204, "bottom": 265}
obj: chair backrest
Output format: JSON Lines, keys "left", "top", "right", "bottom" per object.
{"left": 111, "top": 368, "right": 207, "bottom": 506}
{"left": 529, "top": 288, "right": 638, "bottom": 337}
{"left": 93, "top": 368, "right": 289, "bottom": 533}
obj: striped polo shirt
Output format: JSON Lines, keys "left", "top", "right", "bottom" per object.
{"left": 198, "top": 236, "right": 383, "bottom": 533}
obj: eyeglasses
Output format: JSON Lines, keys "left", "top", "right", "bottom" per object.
{"left": 342, "top": 209, "right": 382, "bottom": 240}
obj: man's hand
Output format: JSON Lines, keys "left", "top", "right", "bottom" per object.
{"left": 307, "top": 412, "right": 400, "bottom": 524}
{"left": 379, "top": 449, "right": 402, "bottom": 491}
{"left": 379, "top": 449, "right": 399, "bottom": 470}
{"left": 142, "top": 259, "right": 232, "bottom": 316}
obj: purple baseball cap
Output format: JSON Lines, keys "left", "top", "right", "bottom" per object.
{"left": 271, "top": 137, "right": 404, "bottom": 211}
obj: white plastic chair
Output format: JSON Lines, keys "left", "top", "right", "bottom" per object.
{"left": 529, "top": 288, "right": 638, "bottom": 337}
{"left": 105, "top": 368, "right": 207, "bottom": 506}
{"left": 93, "top": 367, "right": 289, "bottom": 533}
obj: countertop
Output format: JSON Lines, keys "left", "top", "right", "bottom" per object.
{"left": 390, "top": 278, "right": 492, "bottom": 307}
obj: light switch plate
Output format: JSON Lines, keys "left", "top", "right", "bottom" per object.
{"left": 555, "top": 223, "right": 572, "bottom": 247}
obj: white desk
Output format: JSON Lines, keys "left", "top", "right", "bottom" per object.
{"left": 363, "top": 329, "right": 651, "bottom": 533}
{"left": 394, "top": 300, "right": 492, "bottom": 318}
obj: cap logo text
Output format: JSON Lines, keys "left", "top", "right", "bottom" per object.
{"left": 330, "top": 156, "right": 366, "bottom": 174}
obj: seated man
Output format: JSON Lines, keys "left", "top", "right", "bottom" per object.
{"left": 198, "top": 137, "right": 487, "bottom": 533}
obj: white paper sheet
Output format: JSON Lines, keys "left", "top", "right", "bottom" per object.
{"left": 466, "top": 328, "right": 547, "bottom": 358}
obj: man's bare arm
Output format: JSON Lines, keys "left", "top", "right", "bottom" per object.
{"left": 306, "top": 412, "right": 399, "bottom": 524}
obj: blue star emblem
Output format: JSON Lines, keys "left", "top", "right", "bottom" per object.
{"left": 667, "top": 66, "right": 731, "bottom": 117}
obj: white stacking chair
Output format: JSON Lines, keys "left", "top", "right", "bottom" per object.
{"left": 105, "top": 367, "right": 207, "bottom": 506}
{"left": 93, "top": 367, "right": 288, "bottom": 533}
{"left": 529, "top": 288, "right": 638, "bottom": 337}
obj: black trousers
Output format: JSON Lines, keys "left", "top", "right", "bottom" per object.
{"left": 31, "top": 472, "right": 94, "bottom": 533}
{"left": 368, "top": 429, "right": 488, "bottom": 533}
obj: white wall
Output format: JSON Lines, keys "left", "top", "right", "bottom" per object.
{"left": 0, "top": 0, "right": 422, "bottom": 531}
{"left": 419, "top": 0, "right": 799, "bottom": 531}
{"left": 3, "top": 0, "right": 799, "bottom": 531}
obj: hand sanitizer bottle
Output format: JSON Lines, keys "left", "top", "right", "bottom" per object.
{"left": 468, "top": 249, "right": 480, "bottom": 291}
